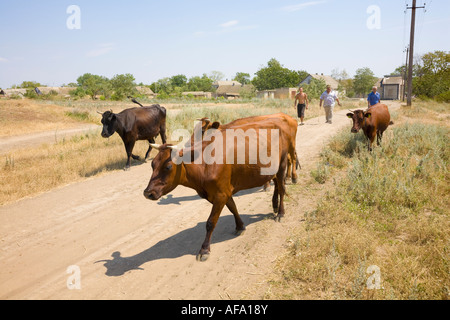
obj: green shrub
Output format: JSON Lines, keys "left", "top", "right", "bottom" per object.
{"left": 436, "top": 91, "right": 450, "bottom": 103}
{"left": 69, "top": 87, "right": 86, "bottom": 99}
{"left": 310, "top": 163, "right": 330, "bottom": 184}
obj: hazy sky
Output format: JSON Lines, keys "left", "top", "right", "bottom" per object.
{"left": 0, "top": 0, "right": 448, "bottom": 88}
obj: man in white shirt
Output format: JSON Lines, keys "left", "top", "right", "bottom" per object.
{"left": 319, "top": 85, "right": 341, "bottom": 124}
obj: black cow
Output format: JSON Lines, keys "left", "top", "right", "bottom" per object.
{"left": 99, "top": 100, "right": 167, "bottom": 170}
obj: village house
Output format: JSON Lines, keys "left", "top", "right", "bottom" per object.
{"left": 212, "top": 80, "right": 241, "bottom": 90}
{"left": 256, "top": 88, "right": 297, "bottom": 100}
{"left": 299, "top": 73, "right": 340, "bottom": 90}
{"left": 214, "top": 81, "right": 255, "bottom": 100}
{"left": 136, "top": 86, "right": 157, "bottom": 99}
{"left": 182, "top": 91, "right": 212, "bottom": 99}
{"left": 376, "top": 75, "right": 404, "bottom": 100}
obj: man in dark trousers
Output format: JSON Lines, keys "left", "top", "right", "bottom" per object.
{"left": 293, "top": 87, "right": 309, "bottom": 125}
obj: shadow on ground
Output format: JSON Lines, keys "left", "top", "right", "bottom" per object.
{"left": 96, "top": 213, "right": 271, "bottom": 276}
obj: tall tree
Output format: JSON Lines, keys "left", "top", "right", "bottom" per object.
{"left": 110, "top": 73, "right": 137, "bottom": 100}
{"left": 413, "top": 50, "right": 449, "bottom": 100}
{"left": 187, "top": 74, "right": 214, "bottom": 92}
{"left": 302, "top": 78, "right": 327, "bottom": 100}
{"left": 233, "top": 72, "right": 251, "bottom": 85}
{"left": 353, "top": 67, "right": 377, "bottom": 97}
{"left": 209, "top": 71, "right": 225, "bottom": 83}
{"left": 170, "top": 74, "right": 188, "bottom": 88}
{"left": 150, "top": 77, "right": 172, "bottom": 95}
{"left": 252, "top": 58, "right": 307, "bottom": 90}
{"left": 76, "top": 73, "right": 111, "bottom": 100}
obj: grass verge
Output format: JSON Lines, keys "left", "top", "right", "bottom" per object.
{"left": 267, "top": 108, "right": 449, "bottom": 300}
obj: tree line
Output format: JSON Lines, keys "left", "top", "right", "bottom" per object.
{"left": 8, "top": 50, "right": 448, "bottom": 102}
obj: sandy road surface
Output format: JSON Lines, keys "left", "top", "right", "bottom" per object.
{"left": 0, "top": 124, "right": 100, "bottom": 155}
{"left": 0, "top": 102, "right": 400, "bottom": 300}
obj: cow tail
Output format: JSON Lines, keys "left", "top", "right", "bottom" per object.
{"left": 295, "top": 151, "right": 300, "bottom": 170}
{"left": 389, "top": 121, "right": 394, "bottom": 126}
{"left": 131, "top": 98, "right": 145, "bottom": 108}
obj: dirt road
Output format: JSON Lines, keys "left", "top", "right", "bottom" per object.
{"left": 0, "top": 102, "right": 400, "bottom": 300}
{"left": 0, "top": 124, "right": 100, "bottom": 155}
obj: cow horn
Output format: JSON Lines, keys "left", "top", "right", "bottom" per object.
{"left": 150, "top": 143, "right": 162, "bottom": 150}
{"left": 196, "top": 117, "right": 210, "bottom": 121}
{"left": 167, "top": 145, "right": 179, "bottom": 150}
{"left": 97, "top": 111, "right": 103, "bottom": 115}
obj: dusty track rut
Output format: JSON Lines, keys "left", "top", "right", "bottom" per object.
{"left": 0, "top": 124, "right": 100, "bottom": 155}
{"left": 0, "top": 102, "right": 400, "bottom": 299}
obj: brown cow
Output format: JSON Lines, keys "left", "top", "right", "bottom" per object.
{"left": 144, "top": 117, "right": 294, "bottom": 261}
{"left": 347, "top": 103, "right": 393, "bottom": 151}
{"left": 192, "top": 113, "right": 299, "bottom": 184}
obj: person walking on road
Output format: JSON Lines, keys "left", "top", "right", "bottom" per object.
{"left": 367, "top": 86, "right": 381, "bottom": 108}
{"left": 319, "top": 85, "right": 341, "bottom": 124}
{"left": 294, "top": 87, "right": 309, "bottom": 125}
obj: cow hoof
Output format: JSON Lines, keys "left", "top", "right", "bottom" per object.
{"left": 273, "top": 207, "right": 279, "bottom": 214}
{"left": 123, "top": 166, "right": 131, "bottom": 171}
{"left": 196, "top": 253, "right": 210, "bottom": 262}
{"left": 235, "top": 229, "right": 246, "bottom": 236}
{"left": 274, "top": 215, "right": 284, "bottom": 222}
{"left": 292, "top": 177, "right": 298, "bottom": 184}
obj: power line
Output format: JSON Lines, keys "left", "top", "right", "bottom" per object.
{"left": 406, "top": 0, "right": 426, "bottom": 106}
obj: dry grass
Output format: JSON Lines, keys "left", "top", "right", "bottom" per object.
{"left": 0, "top": 99, "right": 148, "bottom": 204}
{"left": 0, "top": 100, "right": 95, "bottom": 137}
{"left": 1, "top": 130, "right": 154, "bottom": 205}
{"left": 265, "top": 101, "right": 450, "bottom": 300}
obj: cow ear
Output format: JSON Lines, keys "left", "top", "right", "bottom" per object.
{"left": 346, "top": 113, "right": 353, "bottom": 118}
{"left": 365, "top": 113, "right": 372, "bottom": 118}
{"left": 201, "top": 120, "right": 211, "bottom": 131}
{"left": 211, "top": 122, "right": 220, "bottom": 129}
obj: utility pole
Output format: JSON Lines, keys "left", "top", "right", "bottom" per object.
{"left": 403, "top": 46, "right": 409, "bottom": 102}
{"left": 406, "top": 0, "right": 426, "bottom": 106}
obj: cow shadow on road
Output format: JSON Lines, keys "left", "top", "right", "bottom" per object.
{"left": 157, "top": 194, "right": 201, "bottom": 205}
{"left": 83, "top": 159, "right": 148, "bottom": 178}
{"left": 96, "top": 213, "right": 271, "bottom": 277}
{"left": 156, "top": 187, "right": 267, "bottom": 205}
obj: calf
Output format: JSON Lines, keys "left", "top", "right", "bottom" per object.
{"left": 347, "top": 103, "right": 393, "bottom": 151}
